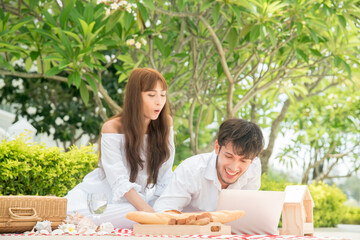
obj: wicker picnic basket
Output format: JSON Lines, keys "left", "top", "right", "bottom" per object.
{"left": 0, "top": 195, "right": 67, "bottom": 233}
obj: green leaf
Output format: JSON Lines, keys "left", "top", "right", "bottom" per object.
{"left": 143, "top": 0, "right": 154, "bottom": 11}
{"left": 178, "top": 0, "right": 185, "bottom": 11}
{"left": 117, "top": 54, "right": 134, "bottom": 64}
{"left": 45, "top": 67, "right": 63, "bottom": 77}
{"left": 217, "top": 62, "right": 223, "bottom": 77}
{"left": 42, "top": 10, "right": 57, "bottom": 27}
{"left": 310, "top": 49, "right": 322, "bottom": 57}
{"left": 124, "top": 12, "right": 134, "bottom": 31}
{"left": 29, "top": 0, "right": 39, "bottom": 8}
{"left": 227, "top": 28, "right": 237, "bottom": 52}
{"left": 118, "top": 73, "right": 128, "bottom": 84}
{"left": 84, "top": 74, "right": 97, "bottom": 92}
{"left": 200, "top": 0, "right": 213, "bottom": 12}
{"left": 296, "top": 49, "right": 309, "bottom": 63}
{"left": 60, "top": 0, "right": 74, "bottom": 28}
{"left": 105, "top": 10, "right": 121, "bottom": 33}
{"left": 342, "top": 60, "right": 351, "bottom": 79}
{"left": 337, "top": 15, "right": 346, "bottom": 28}
{"left": 137, "top": 3, "right": 149, "bottom": 22}
{"left": 250, "top": 24, "right": 260, "bottom": 42}
{"left": 269, "top": 27, "right": 276, "bottom": 46}
{"left": 154, "top": 37, "right": 165, "bottom": 55}
{"left": 334, "top": 56, "right": 342, "bottom": 67}
{"left": 212, "top": 3, "right": 221, "bottom": 23}
{"left": 25, "top": 57, "right": 33, "bottom": 72}
{"left": 79, "top": 81, "right": 89, "bottom": 105}
{"left": 229, "top": 4, "right": 242, "bottom": 27}
{"left": 68, "top": 71, "right": 81, "bottom": 88}
{"left": 30, "top": 51, "right": 40, "bottom": 61}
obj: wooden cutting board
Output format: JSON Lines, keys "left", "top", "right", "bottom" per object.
{"left": 133, "top": 222, "right": 231, "bottom": 236}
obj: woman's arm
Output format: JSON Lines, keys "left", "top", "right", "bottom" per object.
{"left": 124, "top": 188, "right": 155, "bottom": 212}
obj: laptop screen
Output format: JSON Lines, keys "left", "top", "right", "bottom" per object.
{"left": 216, "top": 189, "right": 285, "bottom": 235}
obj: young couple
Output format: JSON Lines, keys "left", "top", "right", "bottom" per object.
{"left": 66, "top": 68, "right": 264, "bottom": 228}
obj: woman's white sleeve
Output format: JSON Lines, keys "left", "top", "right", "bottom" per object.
{"left": 101, "top": 134, "right": 142, "bottom": 202}
{"left": 154, "top": 127, "right": 175, "bottom": 197}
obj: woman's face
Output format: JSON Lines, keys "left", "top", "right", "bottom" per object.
{"left": 141, "top": 81, "right": 167, "bottom": 122}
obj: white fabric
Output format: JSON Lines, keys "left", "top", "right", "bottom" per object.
{"left": 65, "top": 127, "right": 175, "bottom": 227}
{"left": 153, "top": 151, "right": 261, "bottom": 213}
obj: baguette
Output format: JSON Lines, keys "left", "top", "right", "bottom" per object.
{"left": 126, "top": 210, "right": 245, "bottom": 225}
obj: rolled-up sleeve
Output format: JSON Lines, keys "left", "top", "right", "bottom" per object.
{"left": 101, "top": 134, "right": 141, "bottom": 202}
{"left": 154, "top": 127, "right": 175, "bottom": 197}
{"left": 153, "top": 160, "right": 195, "bottom": 212}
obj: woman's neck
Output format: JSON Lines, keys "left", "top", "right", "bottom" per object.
{"left": 144, "top": 118, "right": 151, "bottom": 133}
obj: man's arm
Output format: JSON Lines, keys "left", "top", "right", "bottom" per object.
{"left": 153, "top": 161, "right": 195, "bottom": 212}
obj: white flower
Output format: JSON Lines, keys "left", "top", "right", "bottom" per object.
{"left": 145, "top": 20, "right": 151, "bottom": 28}
{"left": 158, "top": 34, "right": 162, "bottom": 39}
{"left": 59, "top": 223, "right": 77, "bottom": 234}
{"left": 12, "top": 78, "right": 24, "bottom": 88}
{"left": 12, "top": 58, "right": 25, "bottom": 68}
{"left": 117, "top": 88, "right": 123, "bottom": 94}
{"left": 135, "top": 42, "right": 141, "bottom": 49}
{"left": 140, "top": 38, "right": 147, "bottom": 45}
{"left": 105, "top": 55, "right": 111, "bottom": 63}
{"left": 156, "top": 19, "right": 162, "bottom": 26}
{"left": 105, "top": 8, "right": 111, "bottom": 16}
{"left": 63, "top": 115, "right": 69, "bottom": 121}
{"left": 50, "top": 103, "right": 56, "bottom": 110}
{"left": 29, "top": 61, "right": 37, "bottom": 73}
{"left": 110, "top": 2, "right": 118, "bottom": 10}
{"left": 184, "top": 61, "right": 189, "bottom": 67}
{"left": 164, "top": 1, "right": 171, "bottom": 6}
{"left": 27, "top": 107, "right": 37, "bottom": 115}
{"left": 126, "top": 39, "right": 135, "bottom": 46}
{"left": 55, "top": 117, "right": 64, "bottom": 125}
{"left": 0, "top": 78, "right": 5, "bottom": 89}
{"left": 126, "top": 4, "right": 132, "bottom": 13}
{"left": 97, "top": 0, "right": 104, "bottom": 4}
{"left": 72, "top": 97, "right": 77, "bottom": 102}
{"left": 98, "top": 92, "right": 103, "bottom": 98}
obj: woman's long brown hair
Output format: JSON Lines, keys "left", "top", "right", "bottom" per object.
{"left": 100, "top": 68, "right": 171, "bottom": 187}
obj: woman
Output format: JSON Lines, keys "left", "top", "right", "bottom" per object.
{"left": 65, "top": 68, "right": 174, "bottom": 228}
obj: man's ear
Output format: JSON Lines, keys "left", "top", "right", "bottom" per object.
{"left": 215, "top": 140, "right": 220, "bottom": 154}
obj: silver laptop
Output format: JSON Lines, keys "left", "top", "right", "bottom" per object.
{"left": 216, "top": 189, "right": 285, "bottom": 235}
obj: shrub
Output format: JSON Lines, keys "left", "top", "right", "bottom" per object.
{"left": 0, "top": 136, "right": 98, "bottom": 197}
{"left": 308, "top": 182, "right": 347, "bottom": 227}
{"left": 260, "top": 172, "right": 348, "bottom": 227}
{"left": 341, "top": 205, "right": 360, "bottom": 225}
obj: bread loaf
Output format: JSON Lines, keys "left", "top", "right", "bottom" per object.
{"left": 126, "top": 210, "right": 245, "bottom": 225}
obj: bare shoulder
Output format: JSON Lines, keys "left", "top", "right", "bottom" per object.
{"left": 167, "top": 115, "right": 173, "bottom": 126}
{"left": 101, "top": 117, "right": 123, "bottom": 134}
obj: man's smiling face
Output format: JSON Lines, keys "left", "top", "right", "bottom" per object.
{"left": 215, "top": 140, "right": 253, "bottom": 189}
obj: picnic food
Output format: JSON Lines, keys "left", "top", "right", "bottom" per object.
{"left": 126, "top": 210, "right": 245, "bottom": 225}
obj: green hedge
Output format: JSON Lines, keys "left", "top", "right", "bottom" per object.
{"left": 341, "top": 205, "right": 360, "bottom": 225}
{"left": 308, "top": 182, "right": 347, "bottom": 227}
{"left": 261, "top": 173, "right": 347, "bottom": 227}
{"left": 0, "top": 136, "right": 98, "bottom": 197}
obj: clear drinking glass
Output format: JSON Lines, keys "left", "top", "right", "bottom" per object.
{"left": 87, "top": 193, "right": 108, "bottom": 224}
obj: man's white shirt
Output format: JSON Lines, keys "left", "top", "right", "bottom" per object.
{"left": 153, "top": 151, "right": 261, "bottom": 212}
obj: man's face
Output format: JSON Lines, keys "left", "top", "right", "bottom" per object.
{"left": 215, "top": 140, "right": 253, "bottom": 189}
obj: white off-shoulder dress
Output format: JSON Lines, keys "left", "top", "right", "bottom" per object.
{"left": 65, "top": 127, "right": 175, "bottom": 228}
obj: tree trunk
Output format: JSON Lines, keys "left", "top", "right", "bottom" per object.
{"left": 259, "top": 99, "right": 290, "bottom": 174}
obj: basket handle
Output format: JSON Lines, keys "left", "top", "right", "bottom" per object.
{"left": 8, "top": 207, "right": 42, "bottom": 221}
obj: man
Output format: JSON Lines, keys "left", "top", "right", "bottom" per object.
{"left": 153, "top": 118, "right": 264, "bottom": 212}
